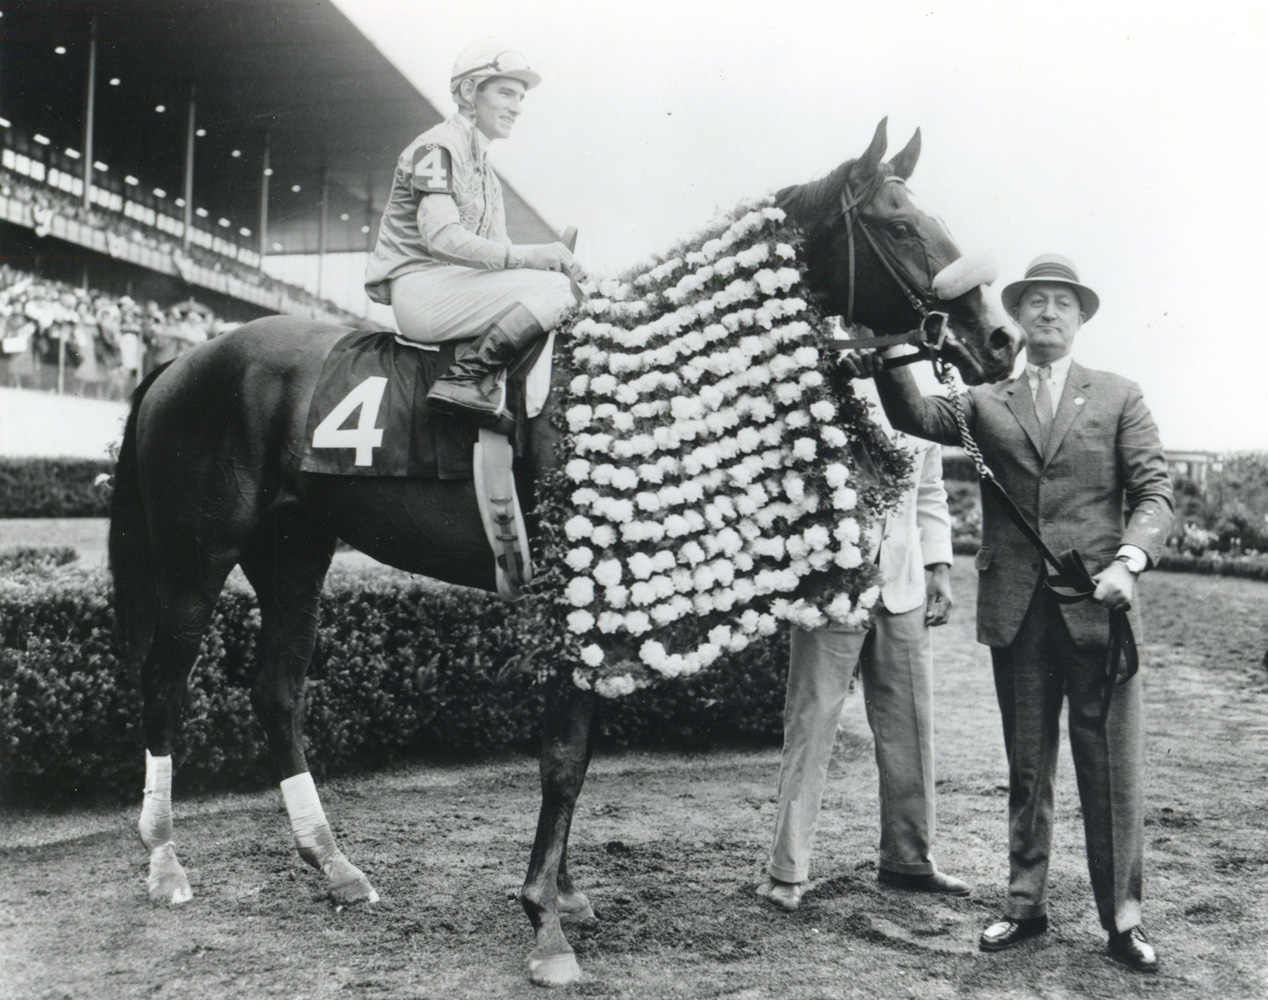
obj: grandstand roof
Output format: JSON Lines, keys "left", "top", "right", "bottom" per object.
{"left": 2, "top": 0, "right": 560, "bottom": 254}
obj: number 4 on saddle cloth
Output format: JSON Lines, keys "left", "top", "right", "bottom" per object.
{"left": 300, "top": 328, "right": 550, "bottom": 600}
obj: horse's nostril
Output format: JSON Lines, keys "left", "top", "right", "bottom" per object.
{"left": 989, "top": 327, "right": 1013, "bottom": 354}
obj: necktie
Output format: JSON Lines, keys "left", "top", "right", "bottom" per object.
{"left": 1035, "top": 365, "right": 1054, "bottom": 452}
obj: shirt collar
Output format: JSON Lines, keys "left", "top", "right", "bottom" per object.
{"left": 451, "top": 113, "right": 492, "bottom": 162}
{"left": 1025, "top": 353, "right": 1073, "bottom": 381}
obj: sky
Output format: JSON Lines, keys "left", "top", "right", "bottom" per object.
{"left": 330, "top": 0, "right": 1268, "bottom": 452}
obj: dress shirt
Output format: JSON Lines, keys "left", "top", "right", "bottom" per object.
{"left": 1024, "top": 353, "right": 1072, "bottom": 409}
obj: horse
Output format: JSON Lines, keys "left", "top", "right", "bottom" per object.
{"left": 108, "top": 118, "right": 1019, "bottom": 987}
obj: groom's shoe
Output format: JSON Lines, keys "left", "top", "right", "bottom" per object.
{"left": 979, "top": 916, "right": 1049, "bottom": 952}
{"left": 1108, "top": 926, "right": 1159, "bottom": 973}
{"left": 756, "top": 877, "right": 805, "bottom": 912}
{"left": 878, "top": 869, "right": 972, "bottom": 896}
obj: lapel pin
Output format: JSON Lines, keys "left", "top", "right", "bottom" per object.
{"left": 1074, "top": 397, "right": 1085, "bottom": 405}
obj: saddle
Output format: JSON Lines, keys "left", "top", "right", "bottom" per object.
{"left": 300, "top": 327, "right": 553, "bottom": 601}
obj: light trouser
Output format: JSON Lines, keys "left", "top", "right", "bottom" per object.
{"left": 768, "top": 606, "right": 938, "bottom": 884}
{"left": 389, "top": 266, "right": 575, "bottom": 344}
{"left": 989, "top": 585, "right": 1144, "bottom": 933}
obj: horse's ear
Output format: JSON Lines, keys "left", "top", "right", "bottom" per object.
{"left": 888, "top": 128, "right": 921, "bottom": 180}
{"left": 850, "top": 118, "right": 889, "bottom": 184}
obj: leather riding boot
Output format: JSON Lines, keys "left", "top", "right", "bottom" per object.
{"left": 426, "top": 304, "right": 547, "bottom": 424}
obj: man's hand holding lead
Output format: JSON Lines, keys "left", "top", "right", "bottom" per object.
{"left": 1091, "top": 561, "right": 1136, "bottom": 613}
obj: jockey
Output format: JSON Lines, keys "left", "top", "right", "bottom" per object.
{"left": 364, "top": 38, "right": 587, "bottom": 423}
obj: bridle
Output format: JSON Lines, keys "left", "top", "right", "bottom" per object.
{"left": 830, "top": 171, "right": 959, "bottom": 376}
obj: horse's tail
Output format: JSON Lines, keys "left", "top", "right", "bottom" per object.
{"left": 108, "top": 365, "right": 170, "bottom": 670}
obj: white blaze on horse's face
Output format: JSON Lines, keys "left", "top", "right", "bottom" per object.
{"left": 472, "top": 77, "right": 526, "bottom": 140}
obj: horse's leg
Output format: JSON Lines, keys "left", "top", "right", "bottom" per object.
{"left": 139, "top": 553, "right": 235, "bottom": 905}
{"left": 556, "top": 803, "right": 596, "bottom": 922}
{"left": 238, "top": 516, "right": 378, "bottom": 906}
{"left": 520, "top": 674, "right": 598, "bottom": 986}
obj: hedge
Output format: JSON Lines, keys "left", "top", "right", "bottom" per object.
{"left": 0, "top": 564, "right": 789, "bottom": 807}
{"left": 0, "top": 457, "right": 114, "bottom": 517}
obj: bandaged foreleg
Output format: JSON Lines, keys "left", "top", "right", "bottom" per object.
{"left": 280, "top": 771, "right": 379, "bottom": 903}
{"left": 281, "top": 771, "right": 333, "bottom": 861}
{"left": 139, "top": 751, "right": 174, "bottom": 850}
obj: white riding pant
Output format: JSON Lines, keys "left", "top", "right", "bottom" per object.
{"left": 768, "top": 607, "right": 937, "bottom": 884}
{"left": 390, "top": 266, "right": 575, "bottom": 343}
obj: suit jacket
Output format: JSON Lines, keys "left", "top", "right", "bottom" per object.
{"left": 876, "top": 361, "right": 1173, "bottom": 648}
{"left": 874, "top": 436, "right": 954, "bottom": 615}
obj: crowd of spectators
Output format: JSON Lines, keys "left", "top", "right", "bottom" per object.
{"left": 0, "top": 264, "right": 238, "bottom": 398}
{"left": 1, "top": 164, "right": 355, "bottom": 322}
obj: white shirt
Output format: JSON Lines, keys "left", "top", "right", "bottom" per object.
{"left": 1024, "top": 352, "right": 1073, "bottom": 409}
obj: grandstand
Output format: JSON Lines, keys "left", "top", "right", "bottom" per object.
{"left": 0, "top": 0, "right": 560, "bottom": 436}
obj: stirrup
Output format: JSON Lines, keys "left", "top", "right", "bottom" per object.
{"left": 428, "top": 369, "right": 510, "bottom": 426}
{"left": 473, "top": 427, "right": 532, "bottom": 600}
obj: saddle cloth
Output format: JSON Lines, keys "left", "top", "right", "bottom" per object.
{"left": 299, "top": 328, "right": 547, "bottom": 479}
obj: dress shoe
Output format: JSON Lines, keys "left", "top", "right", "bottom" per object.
{"left": 878, "top": 869, "right": 971, "bottom": 896}
{"left": 1108, "top": 925, "right": 1158, "bottom": 973}
{"left": 755, "top": 877, "right": 805, "bottom": 911}
{"left": 979, "top": 916, "right": 1049, "bottom": 952}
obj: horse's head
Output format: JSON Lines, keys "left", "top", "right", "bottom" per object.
{"left": 776, "top": 118, "right": 1019, "bottom": 385}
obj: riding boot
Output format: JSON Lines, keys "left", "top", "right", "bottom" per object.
{"left": 426, "top": 303, "right": 547, "bottom": 425}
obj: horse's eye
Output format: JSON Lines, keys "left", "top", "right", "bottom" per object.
{"left": 890, "top": 222, "right": 914, "bottom": 239}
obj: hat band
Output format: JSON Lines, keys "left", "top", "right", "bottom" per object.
{"left": 1026, "top": 262, "right": 1079, "bottom": 282}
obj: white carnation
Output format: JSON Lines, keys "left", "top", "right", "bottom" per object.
{"left": 824, "top": 463, "right": 850, "bottom": 488}
{"left": 565, "top": 515, "right": 594, "bottom": 541}
{"left": 593, "top": 559, "right": 623, "bottom": 588}
{"left": 809, "top": 400, "right": 836, "bottom": 422}
{"left": 566, "top": 609, "right": 595, "bottom": 634}
{"left": 566, "top": 547, "right": 595, "bottom": 572}
{"left": 580, "top": 644, "right": 605, "bottom": 667}
{"left": 623, "top": 611, "right": 652, "bottom": 635}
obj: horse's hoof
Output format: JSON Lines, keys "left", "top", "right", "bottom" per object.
{"left": 146, "top": 843, "right": 192, "bottom": 905}
{"left": 527, "top": 951, "right": 582, "bottom": 988}
{"left": 325, "top": 852, "right": 379, "bottom": 905}
{"left": 330, "top": 878, "right": 379, "bottom": 906}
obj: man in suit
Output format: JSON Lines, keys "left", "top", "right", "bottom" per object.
{"left": 855, "top": 254, "right": 1172, "bottom": 972}
{"left": 757, "top": 411, "right": 970, "bottom": 910}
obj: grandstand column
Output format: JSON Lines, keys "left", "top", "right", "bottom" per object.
{"left": 318, "top": 163, "right": 329, "bottom": 299}
{"left": 258, "top": 134, "right": 271, "bottom": 271}
{"left": 182, "top": 84, "right": 196, "bottom": 251}
{"left": 81, "top": 15, "right": 97, "bottom": 211}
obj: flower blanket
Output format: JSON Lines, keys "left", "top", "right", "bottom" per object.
{"left": 533, "top": 196, "right": 912, "bottom": 697}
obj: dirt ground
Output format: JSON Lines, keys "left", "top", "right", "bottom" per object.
{"left": 2, "top": 558, "right": 1266, "bottom": 1000}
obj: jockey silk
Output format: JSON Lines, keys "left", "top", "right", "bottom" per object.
{"left": 365, "top": 114, "right": 513, "bottom": 304}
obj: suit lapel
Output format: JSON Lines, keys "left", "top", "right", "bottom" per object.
{"left": 1004, "top": 376, "right": 1045, "bottom": 458}
{"left": 1042, "top": 362, "right": 1093, "bottom": 470}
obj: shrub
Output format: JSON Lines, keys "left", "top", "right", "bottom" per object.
{"left": 0, "top": 565, "right": 788, "bottom": 807}
{"left": 0, "top": 457, "right": 114, "bottom": 517}
{"left": 0, "top": 546, "right": 79, "bottom": 572}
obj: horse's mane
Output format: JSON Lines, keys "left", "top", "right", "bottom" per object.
{"left": 774, "top": 161, "right": 855, "bottom": 238}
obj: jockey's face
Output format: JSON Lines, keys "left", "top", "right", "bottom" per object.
{"left": 472, "top": 77, "right": 527, "bottom": 141}
{"left": 1013, "top": 281, "right": 1084, "bottom": 365}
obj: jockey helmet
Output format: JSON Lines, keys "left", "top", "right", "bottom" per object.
{"left": 450, "top": 39, "right": 541, "bottom": 98}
